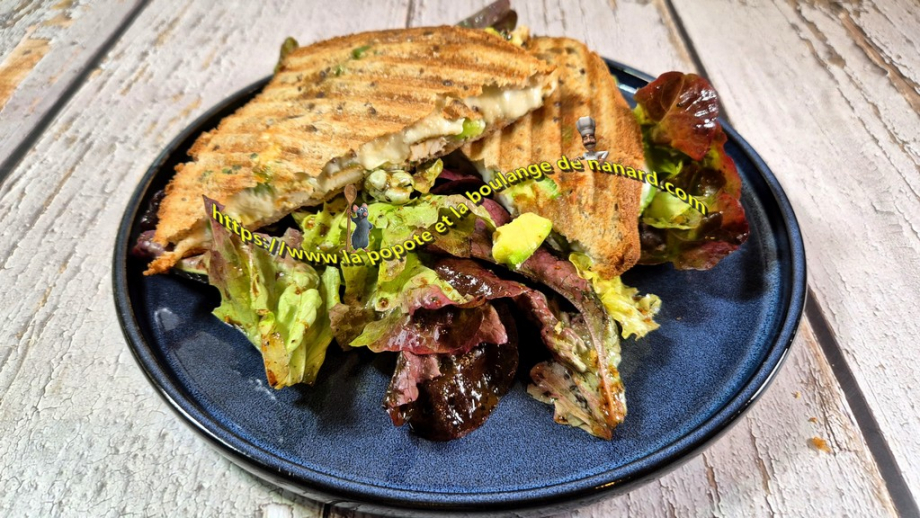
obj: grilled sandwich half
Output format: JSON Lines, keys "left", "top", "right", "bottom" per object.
{"left": 462, "top": 36, "right": 644, "bottom": 279}
{"left": 146, "top": 26, "right": 557, "bottom": 275}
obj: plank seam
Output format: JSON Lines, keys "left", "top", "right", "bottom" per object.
{"left": 405, "top": 0, "right": 416, "bottom": 28}
{"left": 660, "top": 0, "right": 733, "bottom": 124}
{"left": 806, "top": 288, "right": 920, "bottom": 518}
{"left": 0, "top": 0, "right": 151, "bottom": 188}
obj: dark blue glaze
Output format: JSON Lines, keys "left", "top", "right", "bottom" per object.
{"left": 113, "top": 61, "right": 806, "bottom": 517}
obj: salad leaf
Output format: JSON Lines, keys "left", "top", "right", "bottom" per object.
{"left": 372, "top": 193, "right": 495, "bottom": 248}
{"left": 431, "top": 209, "right": 630, "bottom": 439}
{"left": 293, "top": 195, "right": 350, "bottom": 254}
{"left": 433, "top": 257, "right": 598, "bottom": 376}
{"left": 410, "top": 159, "right": 443, "bottom": 194}
{"left": 634, "top": 71, "right": 719, "bottom": 161}
{"left": 384, "top": 338, "right": 518, "bottom": 441}
{"left": 346, "top": 252, "right": 480, "bottom": 350}
{"left": 209, "top": 220, "right": 260, "bottom": 347}
{"left": 634, "top": 72, "right": 750, "bottom": 270}
{"left": 351, "top": 304, "right": 507, "bottom": 355}
{"left": 569, "top": 252, "right": 661, "bottom": 340}
{"left": 297, "top": 193, "right": 495, "bottom": 350}
{"left": 328, "top": 259, "right": 377, "bottom": 347}
{"left": 516, "top": 248, "right": 627, "bottom": 439}
{"left": 383, "top": 351, "right": 442, "bottom": 421}
{"left": 206, "top": 198, "right": 337, "bottom": 388}
{"left": 294, "top": 192, "right": 494, "bottom": 255}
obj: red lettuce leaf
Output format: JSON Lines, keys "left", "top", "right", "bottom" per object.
{"left": 634, "top": 72, "right": 750, "bottom": 270}
{"left": 634, "top": 71, "right": 719, "bottom": 161}
{"left": 382, "top": 351, "right": 442, "bottom": 425}
{"left": 383, "top": 304, "right": 518, "bottom": 441}
{"left": 428, "top": 222, "right": 628, "bottom": 438}
{"left": 364, "top": 304, "right": 508, "bottom": 355}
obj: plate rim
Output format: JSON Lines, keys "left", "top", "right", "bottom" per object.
{"left": 113, "top": 58, "right": 807, "bottom": 516}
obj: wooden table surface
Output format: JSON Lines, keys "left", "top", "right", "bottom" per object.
{"left": 1, "top": 0, "right": 917, "bottom": 516}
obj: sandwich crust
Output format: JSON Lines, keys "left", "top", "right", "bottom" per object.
{"left": 463, "top": 36, "right": 644, "bottom": 278}
{"left": 146, "top": 26, "right": 556, "bottom": 275}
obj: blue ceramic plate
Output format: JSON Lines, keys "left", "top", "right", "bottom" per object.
{"left": 114, "top": 61, "right": 806, "bottom": 517}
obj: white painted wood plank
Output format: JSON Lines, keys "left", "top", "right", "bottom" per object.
{"left": 0, "top": 0, "right": 408, "bottom": 516}
{"left": 0, "top": 0, "right": 898, "bottom": 516}
{"left": 0, "top": 0, "right": 143, "bottom": 173}
{"left": 408, "top": 0, "right": 693, "bottom": 75}
{"left": 670, "top": 0, "right": 920, "bottom": 500}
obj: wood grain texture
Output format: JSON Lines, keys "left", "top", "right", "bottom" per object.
{"left": 669, "top": 0, "right": 920, "bottom": 500}
{"left": 0, "top": 0, "right": 407, "bottom": 516}
{"left": 0, "top": 0, "right": 143, "bottom": 173}
{"left": 0, "top": 0, "right": 902, "bottom": 516}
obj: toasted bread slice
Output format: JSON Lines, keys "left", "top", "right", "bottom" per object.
{"left": 462, "top": 36, "right": 644, "bottom": 278}
{"left": 146, "top": 26, "right": 556, "bottom": 275}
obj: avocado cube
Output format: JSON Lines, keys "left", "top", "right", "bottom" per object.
{"left": 492, "top": 212, "right": 553, "bottom": 269}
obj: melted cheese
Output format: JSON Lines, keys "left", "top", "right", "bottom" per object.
{"left": 355, "top": 82, "right": 549, "bottom": 170}
{"left": 357, "top": 115, "right": 465, "bottom": 170}
{"left": 403, "top": 116, "right": 466, "bottom": 144}
{"left": 225, "top": 166, "right": 364, "bottom": 227}
{"left": 462, "top": 84, "right": 546, "bottom": 124}
{"left": 225, "top": 188, "right": 278, "bottom": 226}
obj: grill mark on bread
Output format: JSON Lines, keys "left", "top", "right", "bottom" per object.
{"left": 462, "top": 37, "right": 643, "bottom": 278}
{"left": 145, "top": 26, "right": 555, "bottom": 275}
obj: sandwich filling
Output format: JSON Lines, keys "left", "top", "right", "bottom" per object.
{"left": 218, "top": 80, "right": 555, "bottom": 231}
{"left": 338, "top": 80, "right": 553, "bottom": 174}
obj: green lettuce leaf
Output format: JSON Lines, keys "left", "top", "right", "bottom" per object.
{"left": 207, "top": 198, "right": 337, "bottom": 388}
{"left": 569, "top": 252, "right": 661, "bottom": 340}
{"left": 293, "top": 195, "right": 350, "bottom": 254}
{"left": 296, "top": 193, "right": 492, "bottom": 349}
{"left": 294, "top": 192, "right": 494, "bottom": 255}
